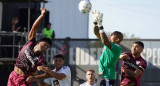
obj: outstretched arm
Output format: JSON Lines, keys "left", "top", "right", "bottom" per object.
{"left": 28, "top": 7, "right": 47, "bottom": 41}
{"left": 93, "top": 26, "right": 100, "bottom": 39}
{"left": 92, "top": 10, "right": 111, "bottom": 49}
{"left": 26, "top": 72, "right": 51, "bottom": 83}
{"left": 38, "top": 66, "right": 66, "bottom": 80}
{"left": 92, "top": 10, "right": 100, "bottom": 39}
{"left": 44, "top": 67, "right": 66, "bottom": 80}
{"left": 99, "top": 27, "right": 111, "bottom": 49}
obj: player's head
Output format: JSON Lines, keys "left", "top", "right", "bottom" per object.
{"left": 12, "top": 17, "right": 19, "bottom": 24}
{"left": 86, "top": 69, "right": 96, "bottom": 83}
{"left": 109, "top": 31, "right": 123, "bottom": 44}
{"left": 53, "top": 54, "right": 64, "bottom": 70}
{"left": 46, "top": 22, "right": 51, "bottom": 29}
{"left": 131, "top": 41, "right": 144, "bottom": 56}
{"left": 34, "top": 37, "right": 52, "bottom": 54}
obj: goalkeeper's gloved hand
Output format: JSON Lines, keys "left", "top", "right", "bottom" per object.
{"left": 92, "top": 10, "right": 99, "bottom": 26}
{"left": 92, "top": 10, "right": 103, "bottom": 29}
{"left": 97, "top": 12, "right": 103, "bottom": 29}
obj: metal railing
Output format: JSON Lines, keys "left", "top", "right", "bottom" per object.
{"left": 0, "top": 31, "right": 42, "bottom": 58}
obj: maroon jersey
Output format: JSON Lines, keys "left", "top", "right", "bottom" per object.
{"left": 15, "top": 39, "right": 47, "bottom": 74}
{"left": 120, "top": 52, "right": 147, "bottom": 86}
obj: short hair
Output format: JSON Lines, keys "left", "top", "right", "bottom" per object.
{"left": 111, "top": 31, "right": 123, "bottom": 42}
{"left": 133, "top": 41, "right": 144, "bottom": 48}
{"left": 86, "top": 69, "right": 95, "bottom": 73}
{"left": 38, "top": 37, "right": 52, "bottom": 45}
{"left": 47, "top": 22, "right": 51, "bottom": 25}
{"left": 12, "top": 17, "right": 18, "bottom": 24}
{"left": 54, "top": 54, "right": 64, "bottom": 60}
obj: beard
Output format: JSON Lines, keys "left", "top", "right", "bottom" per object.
{"left": 132, "top": 50, "right": 135, "bottom": 54}
{"left": 132, "top": 50, "right": 137, "bottom": 55}
{"left": 132, "top": 50, "right": 140, "bottom": 57}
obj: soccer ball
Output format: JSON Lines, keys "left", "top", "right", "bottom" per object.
{"left": 78, "top": 0, "right": 92, "bottom": 14}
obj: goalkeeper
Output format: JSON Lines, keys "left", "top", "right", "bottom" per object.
{"left": 92, "top": 10, "right": 123, "bottom": 86}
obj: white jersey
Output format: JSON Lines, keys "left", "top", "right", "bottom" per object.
{"left": 43, "top": 66, "right": 71, "bottom": 86}
{"left": 80, "top": 82, "right": 96, "bottom": 86}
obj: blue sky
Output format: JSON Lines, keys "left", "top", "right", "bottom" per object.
{"left": 88, "top": 0, "right": 160, "bottom": 39}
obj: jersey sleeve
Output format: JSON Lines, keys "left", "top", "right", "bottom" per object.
{"left": 98, "top": 61, "right": 104, "bottom": 73}
{"left": 111, "top": 43, "right": 121, "bottom": 56}
{"left": 61, "top": 66, "right": 71, "bottom": 78}
{"left": 37, "top": 54, "right": 47, "bottom": 66}
{"left": 111, "top": 43, "right": 122, "bottom": 60}
{"left": 138, "top": 60, "right": 147, "bottom": 71}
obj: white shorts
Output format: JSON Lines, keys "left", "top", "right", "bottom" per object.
{"left": 105, "top": 78, "right": 112, "bottom": 86}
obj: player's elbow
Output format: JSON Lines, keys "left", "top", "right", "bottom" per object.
{"left": 56, "top": 77, "right": 65, "bottom": 80}
{"left": 134, "top": 74, "right": 139, "bottom": 78}
{"left": 58, "top": 78, "right": 63, "bottom": 80}
{"left": 130, "top": 74, "right": 138, "bottom": 79}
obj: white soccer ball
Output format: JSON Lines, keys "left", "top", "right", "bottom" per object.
{"left": 78, "top": 0, "right": 92, "bottom": 14}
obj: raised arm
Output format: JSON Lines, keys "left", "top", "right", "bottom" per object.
{"left": 99, "top": 28, "right": 111, "bottom": 49}
{"left": 93, "top": 26, "right": 100, "bottom": 39}
{"left": 92, "top": 10, "right": 111, "bottom": 49}
{"left": 28, "top": 7, "right": 47, "bottom": 41}
{"left": 37, "top": 66, "right": 66, "bottom": 80}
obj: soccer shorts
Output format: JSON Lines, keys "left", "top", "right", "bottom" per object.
{"left": 7, "top": 71, "right": 32, "bottom": 86}
{"left": 96, "top": 74, "right": 115, "bottom": 86}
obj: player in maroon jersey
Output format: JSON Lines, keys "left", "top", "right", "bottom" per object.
{"left": 119, "top": 41, "right": 147, "bottom": 86}
{"left": 7, "top": 7, "right": 52, "bottom": 86}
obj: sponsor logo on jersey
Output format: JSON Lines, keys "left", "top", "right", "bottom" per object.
{"left": 124, "top": 61, "right": 137, "bottom": 69}
{"left": 25, "top": 50, "right": 35, "bottom": 67}
{"left": 136, "top": 61, "right": 140, "bottom": 65}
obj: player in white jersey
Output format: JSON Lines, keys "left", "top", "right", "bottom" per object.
{"left": 80, "top": 69, "right": 96, "bottom": 86}
{"left": 41, "top": 54, "right": 71, "bottom": 86}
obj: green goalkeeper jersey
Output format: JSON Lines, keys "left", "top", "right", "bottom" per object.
{"left": 99, "top": 42, "right": 121, "bottom": 79}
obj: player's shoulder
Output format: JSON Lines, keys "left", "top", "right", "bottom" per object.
{"left": 111, "top": 42, "right": 121, "bottom": 50}
{"left": 139, "top": 56, "right": 147, "bottom": 64}
{"left": 62, "top": 66, "right": 71, "bottom": 71}
{"left": 62, "top": 66, "right": 70, "bottom": 69}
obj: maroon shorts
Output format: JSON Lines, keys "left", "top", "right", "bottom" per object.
{"left": 7, "top": 71, "right": 32, "bottom": 86}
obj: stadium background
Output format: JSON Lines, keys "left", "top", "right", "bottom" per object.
{"left": 0, "top": 0, "right": 160, "bottom": 86}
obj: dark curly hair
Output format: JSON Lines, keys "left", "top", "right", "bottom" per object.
{"left": 38, "top": 37, "right": 52, "bottom": 45}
